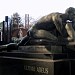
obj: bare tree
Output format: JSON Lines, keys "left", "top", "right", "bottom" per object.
{"left": 12, "top": 12, "right": 23, "bottom": 28}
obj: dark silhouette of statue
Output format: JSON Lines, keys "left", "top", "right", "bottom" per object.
{"left": 18, "top": 7, "right": 75, "bottom": 46}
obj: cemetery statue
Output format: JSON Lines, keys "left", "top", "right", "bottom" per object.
{"left": 18, "top": 29, "right": 23, "bottom": 38}
{"left": 0, "top": 7, "right": 75, "bottom": 51}
{"left": 18, "top": 7, "right": 75, "bottom": 46}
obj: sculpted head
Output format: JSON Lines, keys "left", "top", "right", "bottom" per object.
{"left": 65, "top": 7, "right": 75, "bottom": 20}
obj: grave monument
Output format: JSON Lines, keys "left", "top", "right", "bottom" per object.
{"left": 0, "top": 7, "right": 75, "bottom": 75}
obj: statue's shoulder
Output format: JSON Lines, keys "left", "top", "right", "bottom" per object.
{"left": 47, "top": 12, "right": 62, "bottom": 17}
{"left": 50, "top": 12, "right": 62, "bottom": 15}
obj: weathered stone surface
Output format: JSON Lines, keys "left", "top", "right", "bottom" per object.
{"left": 18, "top": 45, "right": 62, "bottom": 53}
{"left": 0, "top": 45, "right": 75, "bottom": 75}
{"left": 0, "top": 55, "right": 70, "bottom": 75}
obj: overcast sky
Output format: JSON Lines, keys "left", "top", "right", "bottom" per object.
{"left": 0, "top": 0, "right": 75, "bottom": 22}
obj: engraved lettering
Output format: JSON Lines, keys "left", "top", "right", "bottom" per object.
{"left": 37, "top": 67, "right": 48, "bottom": 74}
{"left": 24, "top": 65, "right": 35, "bottom": 71}
{"left": 24, "top": 65, "right": 48, "bottom": 74}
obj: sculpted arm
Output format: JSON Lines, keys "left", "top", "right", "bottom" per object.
{"left": 65, "top": 21, "right": 75, "bottom": 41}
{"left": 52, "top": 13, "right": 75, "bottom": 41}
{"left": 52, "top": 14, "right": 64, "bottom": 36}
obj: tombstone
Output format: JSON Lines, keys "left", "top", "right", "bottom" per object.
{"left": 0, "top": 9, "right": 75, "bottom": 75}
{"left": 18, "top": 29, "right": 23, "bottom": 38}
{"left": 0, "top": 38, "right": 75, "bottom": 75}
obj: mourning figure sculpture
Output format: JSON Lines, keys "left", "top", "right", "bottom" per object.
{"left": 0, "top": 7, "right": 75, "bottom": 51}
{"left": 18, "top": 7, "right": 75, "bottom": 46}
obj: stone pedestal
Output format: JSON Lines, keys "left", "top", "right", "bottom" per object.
{"left": 0, "top": 45, "right": 75, "bottom": 75}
